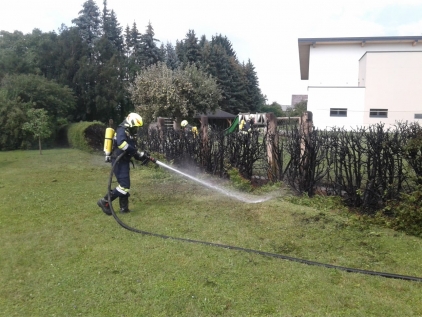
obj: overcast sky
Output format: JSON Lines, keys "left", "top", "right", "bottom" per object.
{"left": 1, "top": 0, "right": 422, "bottom": 105}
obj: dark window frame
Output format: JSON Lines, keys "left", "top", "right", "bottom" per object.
{"left": 415, "top": 114, "right": 422, "bottom": 119}
{"left": 330, "top": 108, "right": 347, "bottom": 117}
{"left": 370, "top": 109, "right": 388, "bottom": 118}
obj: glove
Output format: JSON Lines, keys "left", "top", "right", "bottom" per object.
{"left": 105, "top": 156, "right": 111, "bottom": 163}
{"left": 134, "top": 151, "right": 149, "bottom": 161}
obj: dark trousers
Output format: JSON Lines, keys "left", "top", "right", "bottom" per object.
{"left": 111, "top": 158, "right": 130, "bottom": 197}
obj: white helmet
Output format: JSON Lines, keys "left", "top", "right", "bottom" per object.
{"left": 125, "top": 113, "right": 143, "bottom": 127}
{"left": 181, "top": 120, "right": 188, "bottom": 127}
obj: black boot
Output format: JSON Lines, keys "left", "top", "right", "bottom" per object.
{"left": 119, "top": 195, "right": 130, "bottom": 214}
{"left": 97, "top": 191, "right": 117, "bottom": 216}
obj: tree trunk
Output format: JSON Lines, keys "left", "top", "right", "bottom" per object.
{"left": 39, "top": 136, "right": 42, "bottom": 155}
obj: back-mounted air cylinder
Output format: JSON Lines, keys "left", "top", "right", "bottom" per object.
{"left": 103, "top": 127, "right": 115, "bottom": 156}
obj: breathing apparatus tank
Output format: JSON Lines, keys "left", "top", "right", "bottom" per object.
{"left": 103, "top": 127, "right": 115, "bottom": 162}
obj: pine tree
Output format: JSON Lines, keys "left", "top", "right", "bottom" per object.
{"left": 165, "top": 42, "right": 180, "bottom": 70}
{"left": 199, "top": 34, "right": 208, "bottom": 48}
{"left": 124, "top": 24, "right": 131, "bottom": 57}
{"left": 71, "top": 0, "right": 101, "bottom": 56}
{"left": 244, "top": 59, "right": 266, "bottom": 112}
{"left": 212, "top": 34, "right": 237, "bottom": 58}
{"left": 139, "top": 22, "right": 162, "bottom": 68}
{"left": 129, "top": 22, "right": 142, "bottom": 68}
{"left": 101, "top": 1, "right": 124, "bottom": 52}
{"left": 184, "top": 29, "right": 201, "bottom": 67}
{"left": 175, "top": 40, "right": 187, "bottom": 65}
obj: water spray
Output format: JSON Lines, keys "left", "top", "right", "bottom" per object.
{"left": 155, "top": 160, "right": 270, "bottom": 204}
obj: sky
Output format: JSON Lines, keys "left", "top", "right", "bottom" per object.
{"left": 1, "top": 0, "right": 422, "bottom": 105}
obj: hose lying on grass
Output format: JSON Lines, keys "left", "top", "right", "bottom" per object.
{"left": 107, "top": 152, "right": 422, "bottom": 283}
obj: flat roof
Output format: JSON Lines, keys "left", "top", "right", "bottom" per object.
{"left": 298, "top": 36, "right": 422, "bottom": 80}
{"left": 194, "top": 108, "right": 236, "bottom": 119}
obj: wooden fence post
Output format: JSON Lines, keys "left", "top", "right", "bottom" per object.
{"left": 157, "top": 117, "right": 165, "bottom": 140}
{"left": 201, "top": 116, "right": 209, "bottom": 166}
{"left": 300, "top": 111, "right": 313, "bottom": 157}
{"left": 266, "top": 112, "right": 279, "bottom": 181}
{"left": 300, "top": 111, "right": 314, "bottom": 194}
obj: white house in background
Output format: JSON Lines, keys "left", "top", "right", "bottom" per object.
{"left": 298, "top": 36, "right": 422, "bottom": 130}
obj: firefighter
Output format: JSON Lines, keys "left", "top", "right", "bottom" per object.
{"left": 240, "top": 117, "right": 254, "bottom": 134}
{"left": 181, "top": 120, "right": 198, "bottom": 136}
{"left": 97, "top": 112, "right": 155, "bottom": 215}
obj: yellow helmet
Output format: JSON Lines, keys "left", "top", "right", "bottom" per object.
{"left": 181, "top": 120, "right": 188, "bottom": 127}
{"left": 125, "top": 113, "right": 143, "bottom": 127}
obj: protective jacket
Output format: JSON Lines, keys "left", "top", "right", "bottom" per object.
{"left": 112, "top": 124, "right": 138, "bottom": 162}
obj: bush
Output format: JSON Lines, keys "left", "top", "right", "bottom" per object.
{"left": 380, "top": 180, "right": 422, "bottom": 237}
{"left": 227, "top": 168, "right": 253, "bottom": 192}
{"left": 66, "top": 121, "right": 106, "bottom": 153}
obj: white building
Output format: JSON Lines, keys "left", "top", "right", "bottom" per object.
{"left": 298, "top": 36, "right": 422, "bottom": 130}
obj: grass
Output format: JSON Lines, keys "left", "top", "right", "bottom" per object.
{"left": 1, "top": 149, "right": 422, "bottom": 317}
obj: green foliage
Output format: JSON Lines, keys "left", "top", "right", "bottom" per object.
{"left": 286, "top": 100, "right": 307, "bottom": 117}
{"left": 0, "top": 73, "right": 75, "bottom": 150}
{"left": 227, "top": 168, "right": 253, "bottom": 192}
{"left": 130, "top": 62, "right": 222, "bottom": 124}
{"left": 66, "top": 121, "right": 105, "bottom": 152}
{"left": 1, "top": 74, "right": 75, "bottom": 122}
{"left": 138, "top": 22, "right": 163, "bottom": 68}
{"left": 1, "top": 3, "right": 266, "bottom": 125}
{"left": 22, "top": 108, "right": 52, "bottom": 154}
{"left": 0, "top": 92, "right": 28, "bottom": 150}
{"left": 71, "top": 0, "right": 101, "bottom": 49}
{"left": 0, "top": 30, "right": 38, "bottom": 80}
{"left": 380, "top": 180, "right": 422, "bottom": 237}
{"left": 259, "top": 101, "right": 284, "bottom": 117}
{"left": 285, "top": 192, "right": 348, "bottom": 213}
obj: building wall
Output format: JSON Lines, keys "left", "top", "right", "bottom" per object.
{"left": 361, "top": 51, "right": 422, "bottom": 127}
{"left": 308, "top": 87, "right": 365, "bottom": 130}
{"left": 291, "top": 94, "right": 308, "bottom": 106}
{"left": 307, "top": 42, "right": 422, "bottom": 129}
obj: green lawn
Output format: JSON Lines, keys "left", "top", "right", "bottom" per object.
{"left": 1, "top": 149, "right": 421, "bottom": 316}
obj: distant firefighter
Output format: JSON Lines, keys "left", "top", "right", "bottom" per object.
{"left": 181, "top": 120, "right": 198, "bottom": 136}
{"left": 240, "top": 117, "right": 254, "bottom": 134}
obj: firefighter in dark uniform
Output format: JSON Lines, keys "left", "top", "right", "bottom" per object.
{"left": 240, "top": 117, "right": 254, "bottom": 134}
{"left": 181, "top": 120, "right": 198, "bottom": 136}
{"left": 97, "top": 112, "right": 155, "bottom": 215}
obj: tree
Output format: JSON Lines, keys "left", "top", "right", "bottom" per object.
{"left": 259, "top": 102, "right": 284, "bottom": 117}
{"left": 124, "top": 22, "right": 142, "bottom": 82}
{"left": 0, "top": 30, "right": 38, "bottom": 80}
{"left": 183, "top": 30, "right": 201, "bottom": 67}
{"left": 1, "top": 74, "right": 75, "bottom": 123}
{"left": 243, "top": 59, "right": 266, "bottom": 112}
{"left": 71, "top": 0, "right": 101, "bottom": 55}
{"left": 164, "top": 42, "right": 180, "bottom": 70}
{"left": 286, "top": 100, "right": 307, "bottom": 117}
{"left": 130, "top": 62, "right": 222, "bottom": 124}
{"left": 22, "top": 108, "right": 52, "bottom": 155}
{"left": 175, "top": 30, "right": 202, "bottom": 68}
{"left": 139, "top": 22, "right": 162, "bottom": 68}
{"left": 102, "top": 0, "right": 124, "bottom": 52}
{"left": 0, "top": 91, "right": 27, "bottom": 150}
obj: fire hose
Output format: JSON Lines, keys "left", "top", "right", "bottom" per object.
{"left": 106, "top": 152, "right": 422, "bottom": 283}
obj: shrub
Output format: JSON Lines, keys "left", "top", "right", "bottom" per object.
{"left": 381, "top": 180, "right": 422, "bottom": 237}
{"left": 67, "top": 121, "right": 106, "bottom": 153}
{"left": 227, "top": 168, "right": 253, "bottom": 192}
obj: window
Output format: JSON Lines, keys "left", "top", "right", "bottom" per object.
{"left": 370, "top": 109, "right": 388, "bottom": 118}
{"left": 330, "top": 108, "right": 347, "bottom": 117}
{"left": 415, "top": 114, "right": 422, "bottom": 119}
